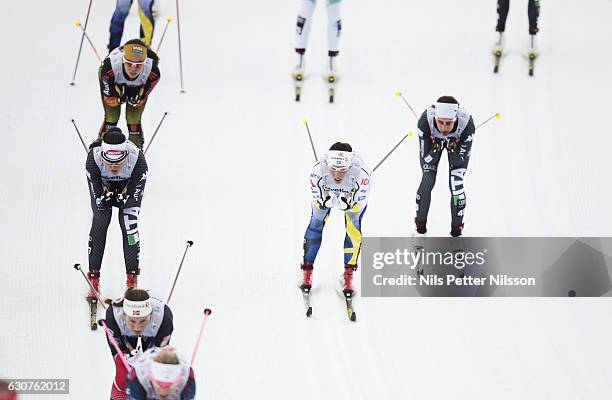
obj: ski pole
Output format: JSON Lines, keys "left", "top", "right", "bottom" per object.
{"left": 301, "top": 118, "right": 318, "bottom": 162}
{"left": 155, "top": 17, "right": 173, "bottom": 53}
{"left": 100, "top": 320, "right": 132, "bottom": 372}
{"left": 75, "top": 21, "right": 102, "bottom": 62}
{"left": 144, "top": 112, "right": 169, "bottom": 155}
{"left": 190, "top": 308, "right": 212, "bottom": 366}
{"left": 372, "top": 131, "right": 413, "bottom": 172}
{"left": 70, "top": 0, "right": 94, "bottom": 85}
{"left": 73, "top": 263, "right": 107, "bottom": 309}
{"left": 167, "top": 241, "right": 194, "bottom": 304}
{"left": 175, "top": 0, "right": 186, "bottom": 93}
{"left": 476, "top": 113, "right": 501, "bottom": 129}
{"left": 395, "top": 91, "right": 418, "bottom": 119}
{"left": 71, "top": 119, "right": 89, "bottom": 153}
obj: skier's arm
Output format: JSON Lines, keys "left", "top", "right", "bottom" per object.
{"left": 154, "top": 305, "right": 174, "bottom": 347}
{"left": 99, "top": 59, "right": 121, "bottom": 104}
{"left": 347, "top": 169, "right": 371, "bottom": 212}
{"left": 124, "top": 152, "right": 148, "bottom": 205}
{"left": 459, "top": 116, "right": 475, "bottom": 143}
{"left": 141, "top": 65, "right": 160, "bottom": 100}
{"left": 104, "top": 307, "right": 129, "bottom": 356}
{"left": 309, "top": 163, "right": 329, "bottom": 208}
{"left": 125, "top": 369, "right": 147, "bottom": 400}
{"left": 86, "top": 150, "right": 105, "bottom": 200}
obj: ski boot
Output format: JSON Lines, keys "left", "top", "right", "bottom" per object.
{"left": 342, "top": 264, "right": 357, "bottom": 295}
{"left": 293, "top": 49, "right": 305, "bottom": 101}
{"left": 492, "top": 31, "right": 505, "bottom": 73}
{"left": 325, "top": 51, "right": 339, "bottom": 103}
{"left": 527, "top": 34, "right": 538, "bottom": 76}
{"left": 451, "top": 223, "right": 464, "bottom": 238}
{"left": 86, "top": 270, "right": 100, "bottom": 301}
{"left": 300, "top": 262, "right": 313, "bottom": 290}
{"left": 126, "top": 268, "right": 140, "bottom": 289}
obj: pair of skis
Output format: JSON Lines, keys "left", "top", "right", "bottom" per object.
{"left": 300, "top": 286, "right": 356, "bottom": 322}
{"left": 493, "top": 42, "right": 538, "bottom": 76}
{"left": 293, "top": 73, "right": 338, "bottom": 103}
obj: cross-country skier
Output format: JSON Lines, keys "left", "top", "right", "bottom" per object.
{"left": 108, "top": 0, "right": 156, "bottom": 53}
{"left": 300, "top": 142, "right": 371, "bottom": 294}
{"left": 414, "top": 96, "right": 475, "bottom": 237}
{"left": 126, "top": 347, "right": 196, "bottom": 400}
{"left": 85, "top": 127, "right": 147, "bottom": 300}
{"left": 99, "top": 39, "right": 161, "bottom": 149}
{"left": 102, "top": 287, "right": 174, "bottom": 400}
{"left": 293, "top": 0, "right": 342, "bottom": 83}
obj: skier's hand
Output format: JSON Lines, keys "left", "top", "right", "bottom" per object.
{"left": 96, "top": 189, "right": 115, "bottom": 208}
{"left": 115, "top": 192, "right": 130, "bottom": 206}
{"left": 337, "top": 196, "right": 353, "bottom": 211}
{"left": 126, "top": 87, "right": 144, "bottom": 107}
{"left": 318, "top": 195, "right": 333, "bottom": 209}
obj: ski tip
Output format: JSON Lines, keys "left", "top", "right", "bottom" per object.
{"left": 90, "top": 324, "right": 98, "bottom": 331}
{"left": 329, "top": 96, "right": 334, "bottom": 103}
{"left": 306, "top": 307, "right": 312, "bottom": 318}
{"left": 349, "top": 311, "right": 357, "bottom": 322}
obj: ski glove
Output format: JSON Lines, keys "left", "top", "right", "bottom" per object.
{"left": 96, "top": 190, "right": 115, "bottom": 208}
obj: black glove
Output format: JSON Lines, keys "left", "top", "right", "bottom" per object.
{"left": 125, "top": 86, "right": 143, "bottom": 106}
{"left": 318, "top": 195, "right": 333, "bottom": 209}
{"left": 338, "top": 196, "right": 353, "bottom": 211}
{"left": 115, "top": 192, "right": 130, "bottom": 206}
{"left": 96, "top": 190, "right": 115, "bottom": 208}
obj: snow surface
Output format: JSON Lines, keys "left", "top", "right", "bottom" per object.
{"left": 2, "top": 0, "right": 612, "bottom": 398}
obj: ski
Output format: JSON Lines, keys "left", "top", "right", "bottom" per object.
{"left": 301, "top": 287, "right": 312, "bottom": 317}
{"left": 88, "top": 298, "right": 98, "bottom": 330}
{"left": 293, "top": 71, "right": 304, "bottom": 102}
{"left": 527, "top": 50, "right": 538, "bottom": 76}
{"left": 343, "top": 291, "right": 356, "bottom": 322}
{"left": 493, "top": 47, "right": 503, "bottom": 73}
{"left": 327, "top": 74, "right": 336, "bottom": 103}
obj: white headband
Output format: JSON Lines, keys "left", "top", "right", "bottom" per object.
{"left": 123, "top": 298, "right": 153, "bottom": 317}
{"left": 434, "top": 102, "right": 458, "bottom": 119}
{"left": 101, "top": 141, "right": 128, "bottom": 163}
{"left": 326, "top": 151, "right": 353, "bottom": 171}
{"left": 150, "top": 361, "right": 183, "bottom": 385}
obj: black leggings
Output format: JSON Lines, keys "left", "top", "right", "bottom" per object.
{"left": 496, "top": 0, "right": 540, "bottom": 35}
{"left": 88, "top": 194, "right": 142, "bottom": 274}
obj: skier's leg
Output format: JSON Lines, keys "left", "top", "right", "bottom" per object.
{"left": 415, "top": 132, "right": 442, "bottom": 231}
{"left": 303, "top": 202, "right": 331, "bottom": 263}
{"left": 295, "top": 0, "right": 316, "bottom": 52}
{"left": 119, "top": 202, "right": 142, "bottom": 276}
{"left": 88, "top": 193, "right": 113, "bottom": 272}
{"left": 125, "top": 101, "right": 146, "bottom": 148}
{"left": 495, "top": 0, "right": 510, "bottom": 32}
{"left": 109, "top": 0, "right": 133, "bottom": 52}
{"left": 528, "top": 0, "right": 540, "bottom": 35}
{"left": 343, "top": 205, "right": 366, "bottom": 266}
{"left": 137, "top": 0, "right": 155, "bottom": 46}
{"left": 447, "top": 143, "right": 472, "bottom": 236}
{"left": 326, "top": 0, "right": 342, "bottom": 55}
